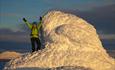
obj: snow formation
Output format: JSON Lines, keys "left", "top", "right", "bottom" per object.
{"left": 4, "top": 11, "right": 115, "bottom": 70}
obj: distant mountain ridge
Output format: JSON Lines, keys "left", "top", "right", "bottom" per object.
{"left": 0, "top": 51, "right": 21, "bottom": 60}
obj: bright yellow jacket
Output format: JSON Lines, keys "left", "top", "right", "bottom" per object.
{"left": 24, "top": 20, "right": 42, "bottom": 38}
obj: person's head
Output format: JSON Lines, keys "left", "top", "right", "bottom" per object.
{"left": 32, "top": 22, "right": 37, "bottom": 28}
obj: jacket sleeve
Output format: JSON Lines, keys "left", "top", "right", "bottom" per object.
{"left": 24, "top": 21, "right": 32, "bottom": 29}
{"left": 37, "top": 20, "right": 42, "bottom": 30}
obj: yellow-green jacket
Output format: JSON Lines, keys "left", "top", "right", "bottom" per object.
{"left": 24, "top": 20, "right": 42, "bottom": 38}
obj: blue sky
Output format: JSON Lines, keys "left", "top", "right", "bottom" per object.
{"left": 0, "top": 0, "right": 115, "bottom": 51}
{"left": 0, "top": 0, "right": 115, "bottom": 30}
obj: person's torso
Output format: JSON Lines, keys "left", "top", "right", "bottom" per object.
{"left": 31, "top": 27, "right": 39, "bottom": 38}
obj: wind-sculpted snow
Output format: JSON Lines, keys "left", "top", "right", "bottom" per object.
{"left": 4, "top": 11, "right": 115, "bottom": 70}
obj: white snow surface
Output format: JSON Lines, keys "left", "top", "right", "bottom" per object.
{"left": 4, "top": 11, "right": 115, "bottom": 70}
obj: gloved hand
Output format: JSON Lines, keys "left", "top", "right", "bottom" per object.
{"left": 40, "top": 16, "right": 42, "bottom": 21}
{"left": 23, "top": 18, "right": 27, "bottom": 22}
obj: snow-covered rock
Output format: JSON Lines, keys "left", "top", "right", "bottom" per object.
{"left": 4, "top": 11, "right": 115, "bottom": 70}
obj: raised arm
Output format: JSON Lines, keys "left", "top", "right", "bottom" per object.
{"left": 37, "top": 16, "right": 42, "bottom": 30}
{"left": 22, "top": 18, "right": 32, "bottom": 29}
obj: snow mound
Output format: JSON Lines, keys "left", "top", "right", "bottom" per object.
{"left": 4, "top": 11, "right": 115, "bottom": 70}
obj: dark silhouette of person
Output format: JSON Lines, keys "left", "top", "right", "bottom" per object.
{"left": 22, "top": 17, "right": 42, "bottom": 52}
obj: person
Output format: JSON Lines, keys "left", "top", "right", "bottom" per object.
{"left": 22, "top": 17, "right": 42, "bottom": 52}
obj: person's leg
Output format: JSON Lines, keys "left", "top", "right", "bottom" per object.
{"left": 31, "top": 38, "right": 35, "bottom": 52}
{"left": 35, "top": 38, "right": 41, "bottom": 51}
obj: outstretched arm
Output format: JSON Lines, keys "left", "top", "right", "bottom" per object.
{"left": 37, "top": 16, "right": 42, "bottom": 30}
{"left": 22, "top": 18, "right": 32, "bottom": 29}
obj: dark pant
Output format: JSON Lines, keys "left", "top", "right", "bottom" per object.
{"left": 31, "top": 37, "right": 41, "bottom": 52}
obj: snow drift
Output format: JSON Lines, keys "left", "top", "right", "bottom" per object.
{"left": 4, "top": 11, "right": 115, "bottom": 70}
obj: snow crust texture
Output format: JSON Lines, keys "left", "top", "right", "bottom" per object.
{"left": 4, "top": 11, "right": 115, "bottom": 70}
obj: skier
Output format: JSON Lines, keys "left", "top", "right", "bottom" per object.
{"left": 22, "top": 17, "right": 42, "bottom": 52}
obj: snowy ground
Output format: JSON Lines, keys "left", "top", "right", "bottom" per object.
{"left": 0, "top": 50, "right": 114, "bottom": 70}
{"left": 11, "top": 66, "right": 92, "bottom": 70}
